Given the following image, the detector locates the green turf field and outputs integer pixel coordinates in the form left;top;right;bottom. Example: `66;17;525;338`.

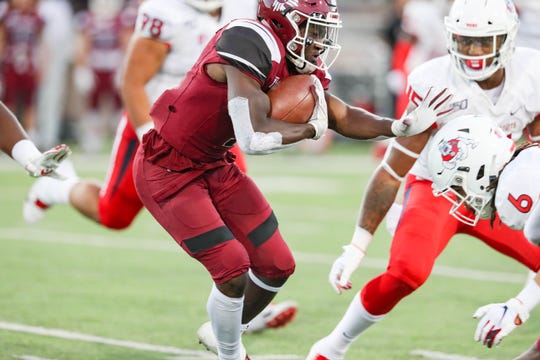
0;140;537;360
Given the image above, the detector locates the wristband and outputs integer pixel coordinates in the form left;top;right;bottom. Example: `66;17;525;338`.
136;122;154;141
350;226;373;254
11;139;41;168
516;278;540;312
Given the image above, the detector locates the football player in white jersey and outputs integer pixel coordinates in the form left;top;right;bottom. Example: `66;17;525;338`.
308;1;540;359
426;115;540;357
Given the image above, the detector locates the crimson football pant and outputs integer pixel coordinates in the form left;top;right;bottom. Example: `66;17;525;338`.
133;148;295;283
361;175;540;316
97;114;248;230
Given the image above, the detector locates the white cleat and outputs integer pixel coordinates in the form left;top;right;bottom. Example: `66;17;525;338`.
244;300;298;333
23;177;52;224
306;337;344;360
197;321;249;359
23;159;78;224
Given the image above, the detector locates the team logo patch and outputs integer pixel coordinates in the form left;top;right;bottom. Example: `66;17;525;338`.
437;136;478;172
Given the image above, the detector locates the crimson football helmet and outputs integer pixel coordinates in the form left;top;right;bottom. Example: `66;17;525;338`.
444;0;519;81
427;115;515;226
257;0;342;74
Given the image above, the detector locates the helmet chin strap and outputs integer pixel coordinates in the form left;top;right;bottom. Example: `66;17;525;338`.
288;56;316;74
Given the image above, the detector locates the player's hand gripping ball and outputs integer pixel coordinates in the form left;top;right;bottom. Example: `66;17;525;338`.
267;75;316;124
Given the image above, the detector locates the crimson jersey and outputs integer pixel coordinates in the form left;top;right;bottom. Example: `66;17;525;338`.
74;10;130;71
0;7;44;74
148;18;331;164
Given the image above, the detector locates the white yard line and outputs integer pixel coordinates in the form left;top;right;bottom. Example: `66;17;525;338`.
13;356;57;360
0;321;301;359
0;227;527;284
0;321;207;356
410;349;494;360
0;321;492;360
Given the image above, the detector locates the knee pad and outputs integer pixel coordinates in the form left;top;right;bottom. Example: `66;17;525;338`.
193;239;251;285
361;272;415;315
249;229;295;279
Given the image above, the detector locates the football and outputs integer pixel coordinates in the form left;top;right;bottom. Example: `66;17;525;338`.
267;75;316;124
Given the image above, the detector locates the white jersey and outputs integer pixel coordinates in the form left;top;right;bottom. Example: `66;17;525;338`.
495;146;540;231
135;0;219;103
408;47;540;180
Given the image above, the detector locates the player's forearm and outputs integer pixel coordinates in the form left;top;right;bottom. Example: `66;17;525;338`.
357;168;402;234
0;102;28;155
331;105;394;140
122;85;152;129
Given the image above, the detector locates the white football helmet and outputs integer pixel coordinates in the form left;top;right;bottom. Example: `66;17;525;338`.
427;115;515;226
185;0;223;13
444;0;519;81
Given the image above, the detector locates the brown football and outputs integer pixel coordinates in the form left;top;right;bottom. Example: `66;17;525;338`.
267;75;316;124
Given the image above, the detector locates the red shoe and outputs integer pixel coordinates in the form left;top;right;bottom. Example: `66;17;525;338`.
245;301;298;333
265;301;298;328
306;337;342;360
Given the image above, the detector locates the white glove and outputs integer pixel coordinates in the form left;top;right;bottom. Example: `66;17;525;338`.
308;75;328;140
25;144;72;179
329;244;365;294
473;298;530;348
391;87;452;137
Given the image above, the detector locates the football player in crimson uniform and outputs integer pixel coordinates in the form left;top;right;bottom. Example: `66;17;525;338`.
308;1;540;359
130;0;451;358
0;0;44;140
424;116;540;354
23;0;293;345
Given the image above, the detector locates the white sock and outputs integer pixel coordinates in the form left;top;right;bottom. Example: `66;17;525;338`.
36;176;78;205
325;292;385;358
207;284;244;360
38;159;79;205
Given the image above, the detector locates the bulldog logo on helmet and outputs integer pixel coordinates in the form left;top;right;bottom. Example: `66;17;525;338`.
437;136;478;171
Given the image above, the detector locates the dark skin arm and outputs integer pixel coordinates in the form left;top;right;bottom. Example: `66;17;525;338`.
211;63;316;143
358;131;430;233
120;35;169;130
0;101;31;156
527;115;540;141
208;63;398;143
326;93;396;139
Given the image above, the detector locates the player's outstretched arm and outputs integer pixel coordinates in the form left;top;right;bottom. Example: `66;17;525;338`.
328;133;428;294
0;101;71;177
327;87;451;139
0;101;32;156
